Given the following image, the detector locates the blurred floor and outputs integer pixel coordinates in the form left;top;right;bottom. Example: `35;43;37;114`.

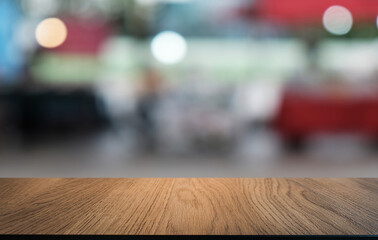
0;129;377;178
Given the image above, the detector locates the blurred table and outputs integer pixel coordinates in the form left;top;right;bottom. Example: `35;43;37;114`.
275;86;378;139
0;178;377;235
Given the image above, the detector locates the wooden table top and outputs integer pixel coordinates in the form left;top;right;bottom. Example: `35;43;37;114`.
0;178;377;235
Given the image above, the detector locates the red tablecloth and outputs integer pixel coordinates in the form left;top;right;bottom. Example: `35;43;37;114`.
274;87;378;138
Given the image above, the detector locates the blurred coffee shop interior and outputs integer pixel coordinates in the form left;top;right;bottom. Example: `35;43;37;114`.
0;0;378;177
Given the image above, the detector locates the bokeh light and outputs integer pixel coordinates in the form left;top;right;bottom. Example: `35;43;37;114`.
151;31;187;64
35;18;67;48
322;6;353;35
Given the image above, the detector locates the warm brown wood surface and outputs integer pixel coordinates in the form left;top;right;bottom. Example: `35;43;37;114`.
0;178;377;235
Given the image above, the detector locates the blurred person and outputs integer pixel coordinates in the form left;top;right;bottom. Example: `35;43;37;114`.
135;66;164;153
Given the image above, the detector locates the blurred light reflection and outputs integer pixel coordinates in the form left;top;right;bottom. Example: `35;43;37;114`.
35;18;67;48
323;6;353;35
151;31;187;64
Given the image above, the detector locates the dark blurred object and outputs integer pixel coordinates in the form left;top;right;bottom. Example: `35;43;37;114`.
0;88;108;141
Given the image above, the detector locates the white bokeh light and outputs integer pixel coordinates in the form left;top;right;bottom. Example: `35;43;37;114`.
151;31;187;65
323;6;353;35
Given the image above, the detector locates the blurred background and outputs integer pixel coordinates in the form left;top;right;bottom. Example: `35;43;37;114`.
0;0;378;177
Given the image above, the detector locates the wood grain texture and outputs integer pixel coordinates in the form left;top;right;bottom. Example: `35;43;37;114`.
0;178;376;235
